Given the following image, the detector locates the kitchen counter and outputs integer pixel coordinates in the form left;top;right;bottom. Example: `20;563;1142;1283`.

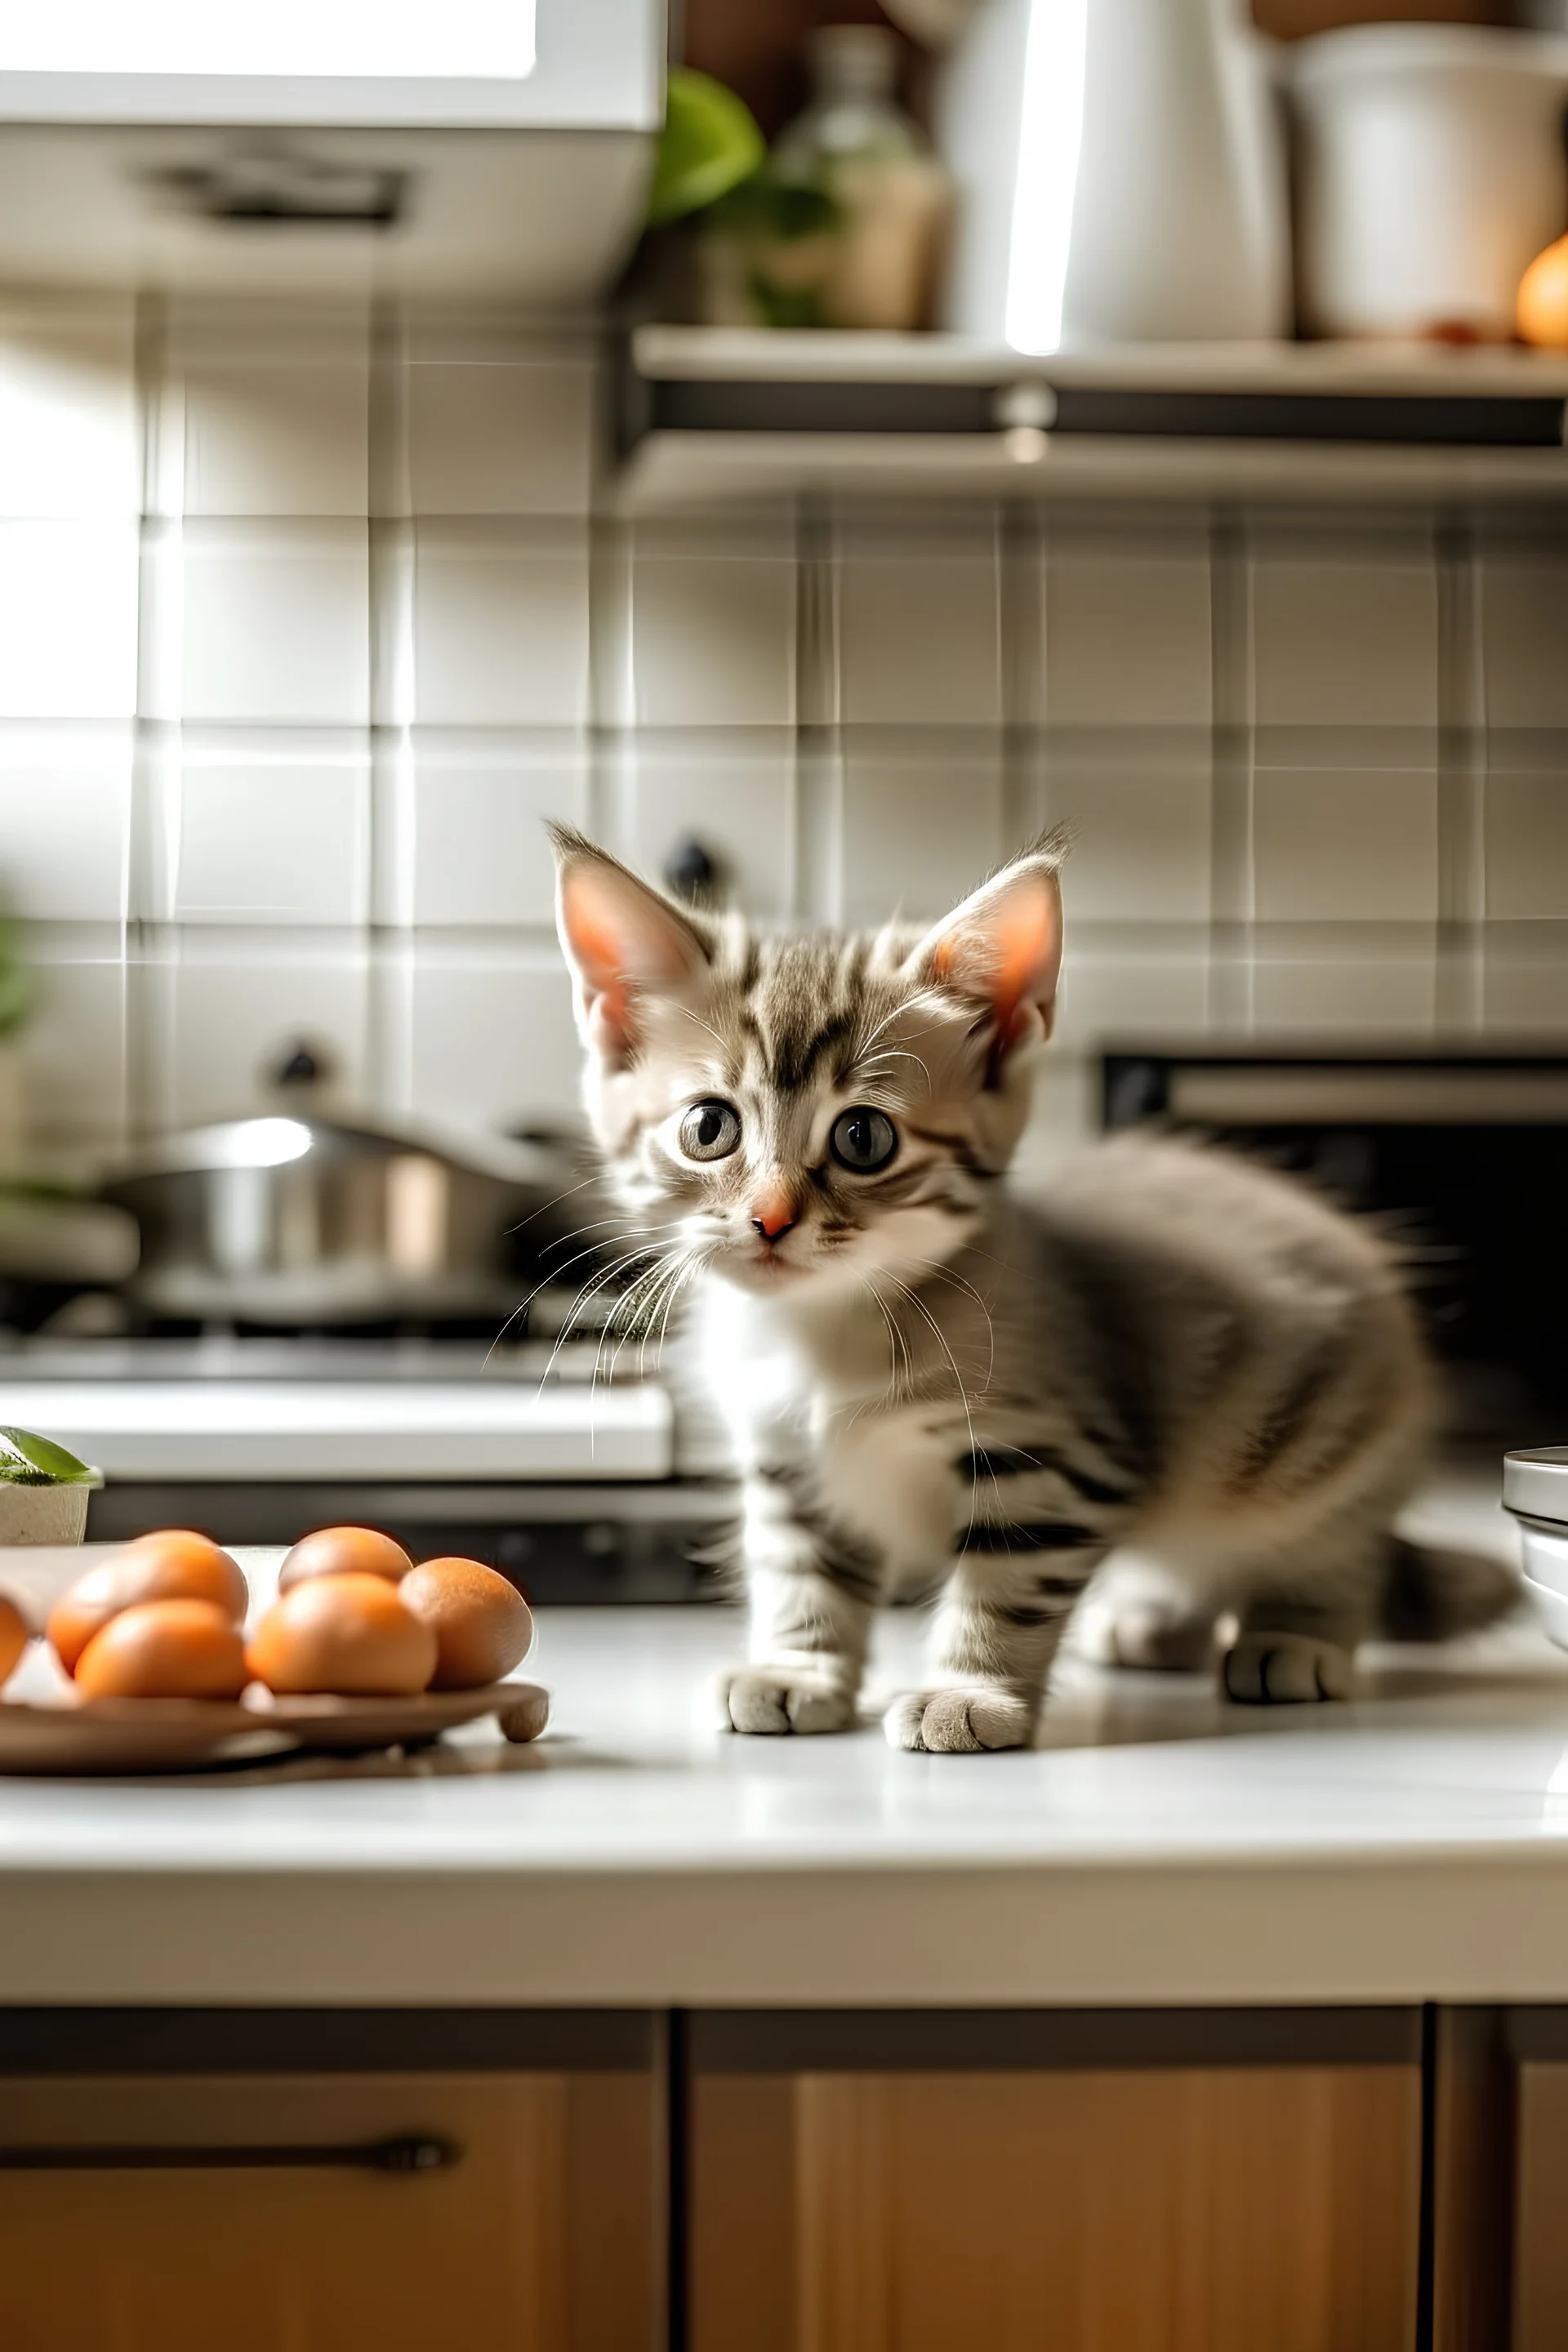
7;1480;1568;2009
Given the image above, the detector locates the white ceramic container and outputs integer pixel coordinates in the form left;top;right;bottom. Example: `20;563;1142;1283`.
938;0;1290;350
1504;1449;1568;1650
0;1483;91;1546
1290;25;1568;341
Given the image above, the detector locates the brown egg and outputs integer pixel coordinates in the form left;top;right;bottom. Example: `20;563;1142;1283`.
247;1573;436;1697
49;1534;248;1676
1518;232;1568;350
74;1599;249;1701
278;1526;412;1595
0;1594;27;1690
400;1557;533;1691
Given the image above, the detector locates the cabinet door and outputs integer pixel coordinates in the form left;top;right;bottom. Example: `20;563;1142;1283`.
688;2014;1421;2352
1513;2060;1568;2350
0;2065;660;2352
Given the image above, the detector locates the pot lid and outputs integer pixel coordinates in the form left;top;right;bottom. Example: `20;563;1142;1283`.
1503;1449;1568;1525
101;1110;580;1191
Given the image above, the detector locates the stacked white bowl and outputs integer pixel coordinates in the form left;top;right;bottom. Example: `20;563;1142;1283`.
1504;1450;1568;1650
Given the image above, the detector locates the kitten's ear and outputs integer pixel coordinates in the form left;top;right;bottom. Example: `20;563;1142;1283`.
550;826;714;1066
911;837;1066;1062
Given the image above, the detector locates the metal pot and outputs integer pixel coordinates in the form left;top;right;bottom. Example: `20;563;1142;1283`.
100;1106;600;1328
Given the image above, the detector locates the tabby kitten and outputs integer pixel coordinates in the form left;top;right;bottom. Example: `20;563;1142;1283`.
552;826;1515;1753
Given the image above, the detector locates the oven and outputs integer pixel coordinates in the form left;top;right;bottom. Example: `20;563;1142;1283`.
1102;1047;1568;1444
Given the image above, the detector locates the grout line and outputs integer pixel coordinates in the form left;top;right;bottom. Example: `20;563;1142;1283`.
126;290;180;1142
1435;510;1486;1034
793;497;840;922
368;304;417;945
1000;503;1046;849
1207;510;1255;1029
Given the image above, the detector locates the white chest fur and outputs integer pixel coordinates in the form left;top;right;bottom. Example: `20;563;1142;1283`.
693;1276;956;1575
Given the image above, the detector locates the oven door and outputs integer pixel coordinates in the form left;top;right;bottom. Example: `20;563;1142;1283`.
1102;1049;1568;1441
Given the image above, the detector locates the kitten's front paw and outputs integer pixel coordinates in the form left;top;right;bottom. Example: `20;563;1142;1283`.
1223;1631;1353;1704
884;1686;1036;1753
719;1666;858;1735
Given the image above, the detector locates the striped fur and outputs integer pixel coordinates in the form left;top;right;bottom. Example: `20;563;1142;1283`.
552;830;1518;1752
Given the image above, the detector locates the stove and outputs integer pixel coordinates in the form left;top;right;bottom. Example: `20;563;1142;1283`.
0;1335;733;1603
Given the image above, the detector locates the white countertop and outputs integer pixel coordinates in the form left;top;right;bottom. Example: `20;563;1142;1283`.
7;1485;1568;2009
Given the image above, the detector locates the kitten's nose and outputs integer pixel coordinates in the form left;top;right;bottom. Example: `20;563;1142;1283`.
751;1196;797;1243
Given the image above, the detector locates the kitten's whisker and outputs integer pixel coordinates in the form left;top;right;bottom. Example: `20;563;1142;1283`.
903;1256;998;1389
597;1250;675;1389
675;1004;737;1057
537;1242;673;1395
503;1171;604;1239
878;1267;985;1494
862;1273;911;1407
484;1222;662;1370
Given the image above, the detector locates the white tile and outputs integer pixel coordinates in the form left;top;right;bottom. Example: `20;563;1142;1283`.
1045;764;1210;921
1485;773;1568;920
167;945;369;1127
1045;539;1211;726
0;727;131;920
406;950;582;1131
1054;943;1210;1044
22;953;127;1149
0;521;139;719
0;310;139;519
412;526;590;728
1254;769;1438;922
410;740;586;927
175;747;371;924
1252;550;1437;729
408;360;595;516
1482;935;1568;1030
632;554;795;728
840;532;1000;726
621;737;795;919
840;740;1004;925
180;524;370;726
182;359;369;516
1251;949;1436;1035
1481;555;1568;729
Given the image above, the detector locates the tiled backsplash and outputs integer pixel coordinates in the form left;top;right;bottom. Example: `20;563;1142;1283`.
2;294;1566;1163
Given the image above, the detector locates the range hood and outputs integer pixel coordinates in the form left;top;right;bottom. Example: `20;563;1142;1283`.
0;0;663;300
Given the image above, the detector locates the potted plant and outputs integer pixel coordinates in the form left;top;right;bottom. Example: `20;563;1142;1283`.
0;1428;101;1545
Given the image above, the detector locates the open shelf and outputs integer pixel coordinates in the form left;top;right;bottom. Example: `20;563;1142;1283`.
617;327;1568;510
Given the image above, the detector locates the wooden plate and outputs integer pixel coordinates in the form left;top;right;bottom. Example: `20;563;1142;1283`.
0;1682;550;1775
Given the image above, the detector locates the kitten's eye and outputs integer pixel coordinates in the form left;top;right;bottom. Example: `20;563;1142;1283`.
679;1099;742;1162
831;1107;898;1173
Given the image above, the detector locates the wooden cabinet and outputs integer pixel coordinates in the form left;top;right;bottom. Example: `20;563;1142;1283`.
1503;2011;1568;2352
21;1996;1568;2350
0;2012;663;2352
686;2011;1423;2352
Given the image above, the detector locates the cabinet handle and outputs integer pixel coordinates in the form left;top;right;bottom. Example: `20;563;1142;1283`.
0;2133;460;2175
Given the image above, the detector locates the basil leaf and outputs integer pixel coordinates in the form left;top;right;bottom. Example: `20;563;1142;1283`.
0;1427;96;1485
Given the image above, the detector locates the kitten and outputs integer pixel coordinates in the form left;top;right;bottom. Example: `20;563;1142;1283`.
551;826;1517;1753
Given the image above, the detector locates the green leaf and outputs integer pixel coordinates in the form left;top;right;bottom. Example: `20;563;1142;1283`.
708;167;840;243
0;1426;96;1485
648;68;766;226
746;274;832;331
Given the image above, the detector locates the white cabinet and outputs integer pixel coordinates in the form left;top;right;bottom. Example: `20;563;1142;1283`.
0;0;662;297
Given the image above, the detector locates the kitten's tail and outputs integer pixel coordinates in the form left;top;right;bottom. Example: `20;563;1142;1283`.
1379;1535;1521;1642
